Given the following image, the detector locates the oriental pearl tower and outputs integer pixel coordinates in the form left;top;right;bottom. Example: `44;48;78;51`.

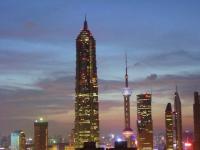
122;54;133;147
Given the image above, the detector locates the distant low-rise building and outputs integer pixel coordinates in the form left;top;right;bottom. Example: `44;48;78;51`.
11;130;26;150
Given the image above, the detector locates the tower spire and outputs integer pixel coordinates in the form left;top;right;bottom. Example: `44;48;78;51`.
176;85;178;93
125;52;128;87
83;14;88;30
122;52;133;148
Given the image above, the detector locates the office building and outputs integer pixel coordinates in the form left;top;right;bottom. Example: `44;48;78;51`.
165;103;173;150
74;17;99;148
34;117;48;150
11;130;26;150
137;93;153;150
193;91;200;150
174;87;183;150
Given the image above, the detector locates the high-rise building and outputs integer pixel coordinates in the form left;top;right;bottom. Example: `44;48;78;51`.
137;93;153;150
68;129;75;146
34;117;48;150
122;54;133;147
174;87;183;150
74;17;99;148
165;103;173;150
193;91;200;150
11;130;26;150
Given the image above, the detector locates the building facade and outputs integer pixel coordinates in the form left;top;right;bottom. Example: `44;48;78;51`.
174;88;183;150
137;93;153;150
11;130;26;150
74;18;99;148
193;91;200;150
122;54;133;147
165;103;173;150
34;117;48;150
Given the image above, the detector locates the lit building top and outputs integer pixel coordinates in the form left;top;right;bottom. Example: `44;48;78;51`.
166;103;172;112
34;117;47;123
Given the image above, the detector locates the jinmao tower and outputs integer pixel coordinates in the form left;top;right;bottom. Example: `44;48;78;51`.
165;103;173;150
122;54;133;147
74;17;99;148
193;91;200;150
137;93;153;150
174;87;183;150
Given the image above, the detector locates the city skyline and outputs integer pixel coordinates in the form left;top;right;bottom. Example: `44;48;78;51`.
0;0;200;138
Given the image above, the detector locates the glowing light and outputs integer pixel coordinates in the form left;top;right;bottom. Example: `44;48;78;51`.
184;142;192;147
53;140;56;144
145;94;151;98
173;143;177;148
122;87;132;96
122;130;133;138
161;136;165;141
135;140;138;146
116;138;122;142
110;134;115;139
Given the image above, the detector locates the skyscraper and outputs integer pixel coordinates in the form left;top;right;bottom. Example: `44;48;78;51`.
122;54;133;148
165;103;173;150
34;117;48;150
174;87;183;150
193;91;200;150
137;93;153;150
74;17;99;148
11;130;26;150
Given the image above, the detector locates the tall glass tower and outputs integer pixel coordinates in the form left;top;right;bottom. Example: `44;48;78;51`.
193;91;200;150
74;17;99;148
137;93;153;150
165;103;173;150
174;87;183;150
122;54;133;147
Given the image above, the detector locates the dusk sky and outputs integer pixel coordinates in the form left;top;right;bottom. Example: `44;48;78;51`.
0;1;200;138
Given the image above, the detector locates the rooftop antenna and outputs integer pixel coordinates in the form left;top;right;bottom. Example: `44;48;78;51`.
83;14;88;30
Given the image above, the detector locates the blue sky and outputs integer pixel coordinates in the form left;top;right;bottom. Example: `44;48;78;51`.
0;0;200;138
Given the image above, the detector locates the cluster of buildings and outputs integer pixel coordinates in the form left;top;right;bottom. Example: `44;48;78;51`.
73;18;200;150
3;118;69;150
0;18;200;150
